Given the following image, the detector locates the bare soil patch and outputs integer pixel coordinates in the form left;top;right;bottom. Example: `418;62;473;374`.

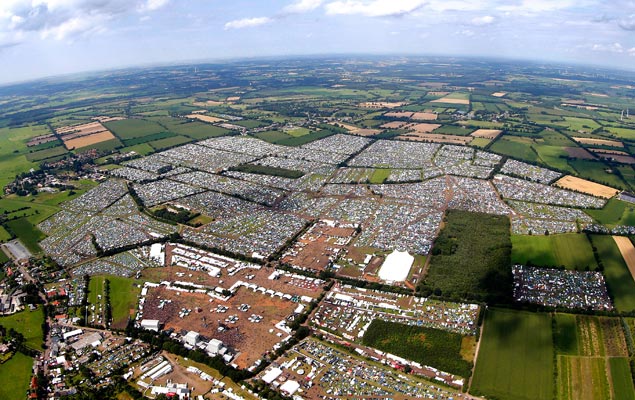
470;129;502;139
63;131;116;149
411;112;438;121
409;123;442;133
573;137;624;148
186;114;226;123
564;147;596;160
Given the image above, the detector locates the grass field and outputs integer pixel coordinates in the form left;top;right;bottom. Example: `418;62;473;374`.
421;210;512;303
105;119;165;140
0;307;44;350
557;356;610;400
587;198;635;226
511;234;598;270
471;308;554;400
4;218;44;254
148;135;192;150
0;226;12;242
362;320;472;377
369;169;391;184
609;358;635;400
590;235;635;312
490;136;540;162
89;275;141;329
25;146;68;162
0;125;47;189
0;352;34;400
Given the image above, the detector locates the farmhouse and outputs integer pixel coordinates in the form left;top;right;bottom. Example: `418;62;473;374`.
378;250;414;282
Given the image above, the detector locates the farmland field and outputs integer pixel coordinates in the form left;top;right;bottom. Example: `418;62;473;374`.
590;235;635;312
0;352;34;400
147;135;192;150
104;119;165;140
0;307;44;350
511;234;598;270
609;358;635;400
471;308;554;400
587;198;635;226
4;218;45;254
362;320;472;377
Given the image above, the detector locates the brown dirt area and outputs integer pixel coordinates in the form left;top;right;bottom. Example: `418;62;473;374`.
143;286;297;369
411;112;438;121
63;131;116;150
409;123;442;133
186;114;226;123
380;121;410;129
27;135;57;147
603;154;635;164
384;111;413;118
470;129;502;139
430;97;470;105
555;175;618;198
398;133;472;144
591;148;630;156
57;121;106;137
226;96;240;102
359;102;406;109
491;92;507;97
613;236;635;285
193;100;224;107
573;137;624;148
564;147;596;160
350;128;381;137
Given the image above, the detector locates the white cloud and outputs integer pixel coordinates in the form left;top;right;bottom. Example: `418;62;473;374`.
324;0;427;17
143;0;170;12
497;0;587;15
471;15;495;25
0;0;170;42
590;42;635;55
283;0;324;14
224;17;273;30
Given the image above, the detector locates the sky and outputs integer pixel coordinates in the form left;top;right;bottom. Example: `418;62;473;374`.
1;0;635;84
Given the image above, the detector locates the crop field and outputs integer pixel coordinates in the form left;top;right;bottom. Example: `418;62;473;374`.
470;129;502;139
0;126;47;189
96;275;141;329
148;135;192;150
490;136;540;162
104;118;165;140
0;352;34;400
555;175;618;198
609;358;635;400
0;307;44;350
590;235;635;312
471;308;554;400
362;320;472;377
421;210;512;303
25;145;68;162
169;122;230;140
185;114;225;123
64;130;117;150
511;234;598;270
587;198;635;226
613;236;635;283
554;314;632;400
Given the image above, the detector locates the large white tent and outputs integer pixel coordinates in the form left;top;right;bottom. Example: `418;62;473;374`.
378;250;414;282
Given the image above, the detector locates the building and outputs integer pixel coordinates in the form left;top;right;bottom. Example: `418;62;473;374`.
140;319;160;332
378;250;414;282
205;338;225;356
184;331;200;346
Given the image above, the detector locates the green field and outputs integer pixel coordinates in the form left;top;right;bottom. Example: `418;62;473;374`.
147;135;192;150
0;126;47;189
590;235;635;312
0;307;44;350
362;320;472;377
369;169;390;184
25;146;68;162
421;210;512;303
105;119;166;140
557;356;610;400
89;275;141;329
511;234;598;270
587;198;635;226
4;218;45;254
0;352;34;400
471;308;554;400
609;358;635;400
0;226;12;242
553;313;579;355
490;136;540;162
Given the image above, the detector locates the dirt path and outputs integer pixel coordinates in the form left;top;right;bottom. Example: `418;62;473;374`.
612;236;635;283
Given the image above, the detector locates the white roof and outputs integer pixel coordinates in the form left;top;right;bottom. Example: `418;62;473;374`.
262;367;283;384
280;380;300;395
378;250;414;282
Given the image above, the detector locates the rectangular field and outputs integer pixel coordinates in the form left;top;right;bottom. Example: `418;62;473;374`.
63;130;117;150
511;234;598;270
572;137;624;147
470;129;502;139
613;236;635;284
0;352;34;400
0;307;44;350
471;308;554;400
591;235;635;312
186;114;226;123
557;356;610;400
555;175;618;199
609;358;635;400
